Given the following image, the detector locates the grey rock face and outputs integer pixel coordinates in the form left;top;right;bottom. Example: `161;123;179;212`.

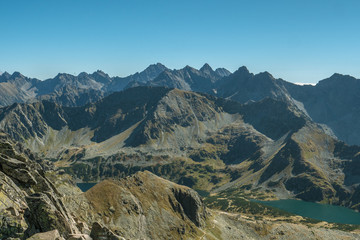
26;229;64;240
285;73;360;145
0;155;37;184
172;187;207;227
215;67;290;104
24;193;76;238
215;67;231;77
90;222;124;240
0;132;81;239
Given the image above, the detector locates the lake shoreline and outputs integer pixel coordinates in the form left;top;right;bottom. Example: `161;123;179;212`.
254;199;360;225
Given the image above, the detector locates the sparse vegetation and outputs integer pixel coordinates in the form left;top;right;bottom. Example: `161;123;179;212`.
204;188;292;219
331;223;360;232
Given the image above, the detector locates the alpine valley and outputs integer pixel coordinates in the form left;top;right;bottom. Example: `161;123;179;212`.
1;64;360;239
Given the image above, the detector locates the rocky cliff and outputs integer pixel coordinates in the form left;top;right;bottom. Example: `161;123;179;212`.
0;131;81;239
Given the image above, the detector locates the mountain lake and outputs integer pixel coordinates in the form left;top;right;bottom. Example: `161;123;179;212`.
257;199;360;225
77;182;97;192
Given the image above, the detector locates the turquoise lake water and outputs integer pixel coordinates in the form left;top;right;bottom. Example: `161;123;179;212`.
258;199;360;225
77;182;97;192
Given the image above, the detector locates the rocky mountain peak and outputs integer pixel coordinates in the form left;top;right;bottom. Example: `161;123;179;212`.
150;62;167;70
233;66;251;76
142;63;167;74
92;69;108;78
89;70;111;84
215;67;231;77
0;71;11;82
199;63;214;73
317;73;358;88
126;63;168;85
183;65;197;72
11;71;24;79
54;73;74;81
330;73;349;78
77;72;89;78
142;63;167;73
255;71;275;80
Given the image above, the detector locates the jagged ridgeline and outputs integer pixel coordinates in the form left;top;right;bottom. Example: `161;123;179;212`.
2;64;360;147
0;86;360;213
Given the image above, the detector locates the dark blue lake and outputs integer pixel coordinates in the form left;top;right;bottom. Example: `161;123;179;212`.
77;182;97;192
258;199;360;225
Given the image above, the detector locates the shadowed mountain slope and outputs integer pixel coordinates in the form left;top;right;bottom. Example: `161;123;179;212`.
134;66;360;146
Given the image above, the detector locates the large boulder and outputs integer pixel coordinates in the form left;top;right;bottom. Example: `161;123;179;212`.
26;229;64;240
172;187;207;227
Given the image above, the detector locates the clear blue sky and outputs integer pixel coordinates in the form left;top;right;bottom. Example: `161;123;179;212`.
1;0;359;83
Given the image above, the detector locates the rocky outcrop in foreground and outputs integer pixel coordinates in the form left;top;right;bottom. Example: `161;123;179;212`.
0;129;209;239
62;171;360;240
0;131;85;239
64;171;208;239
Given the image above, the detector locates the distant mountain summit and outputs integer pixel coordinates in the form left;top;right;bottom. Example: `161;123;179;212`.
215;66;291;104
199;63;214;75
0;63;230;108
0;71;40;107
1;64;360;145
0;63;168;107
131;63;229;93
106;63;168;92
214;67;231;77
285;73;360;145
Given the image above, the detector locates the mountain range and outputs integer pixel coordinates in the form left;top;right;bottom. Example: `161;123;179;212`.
1;64;360;146
0;63;167;108
0;86;359;213
1;63;360;239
